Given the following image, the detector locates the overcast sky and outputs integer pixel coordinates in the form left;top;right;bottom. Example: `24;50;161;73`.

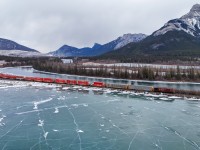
0;0;199;53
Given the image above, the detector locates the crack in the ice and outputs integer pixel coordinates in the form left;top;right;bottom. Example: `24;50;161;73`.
163;125;200;150
88;107;129;136
66;106;83;150
128;131;139;150
0;119;24;140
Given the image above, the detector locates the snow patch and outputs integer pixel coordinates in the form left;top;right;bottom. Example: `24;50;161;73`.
54;108;59;113
33;98;53;110
0;50;46;57
77;129;84;133
114;34;147;50
38;120;44;127
43;132;49;139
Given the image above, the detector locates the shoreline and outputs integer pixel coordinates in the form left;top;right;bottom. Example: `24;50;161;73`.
0;78;199;100
1;66;200;97
33;69;200;85
1;65;200;84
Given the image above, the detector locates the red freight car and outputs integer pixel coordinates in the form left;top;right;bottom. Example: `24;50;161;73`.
92;82;105;87
24;77;35;81
77;80;89;86
55;79;66;84
33;77;43;82
66;80;77;85
0;74;23;80
8;75;18;80
15;75;24;80
0;74;3;78
154;87;175;93
1;74;10;79
43;78;54;83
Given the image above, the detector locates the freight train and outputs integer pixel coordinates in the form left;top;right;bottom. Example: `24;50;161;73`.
0;73;175;94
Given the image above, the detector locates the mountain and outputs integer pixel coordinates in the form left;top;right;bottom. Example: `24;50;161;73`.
101;4;200;62
50;33;147;57
153;4;200;37
0;38;42;57
114;34;147;50
0;38;37;52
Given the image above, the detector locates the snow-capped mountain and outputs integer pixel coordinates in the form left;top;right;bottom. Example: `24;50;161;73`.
114;34;147;50
0;38;37;52
0;38;42;57
50;33;147;57
102;4;200;60
153;4;200;37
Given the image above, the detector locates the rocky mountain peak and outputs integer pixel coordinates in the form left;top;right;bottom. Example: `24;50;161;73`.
181;4;200;19
153;4;200;37
121;33;134;39
114;33;147;50
118;33;146;40
191;4;200;12
0;38;37;52
92;43;102;49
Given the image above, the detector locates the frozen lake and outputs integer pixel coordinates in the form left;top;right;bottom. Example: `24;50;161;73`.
0;80;200;149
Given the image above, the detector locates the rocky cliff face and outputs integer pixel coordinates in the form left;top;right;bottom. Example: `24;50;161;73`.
153;4;200;37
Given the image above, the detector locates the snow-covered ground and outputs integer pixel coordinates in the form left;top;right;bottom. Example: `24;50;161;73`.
0;50;48;57
82;62;200;70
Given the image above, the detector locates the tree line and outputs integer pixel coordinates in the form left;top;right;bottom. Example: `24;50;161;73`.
32;61;200;82
1;55;199;82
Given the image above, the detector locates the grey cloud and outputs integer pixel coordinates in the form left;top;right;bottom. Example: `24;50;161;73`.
0;0;199;52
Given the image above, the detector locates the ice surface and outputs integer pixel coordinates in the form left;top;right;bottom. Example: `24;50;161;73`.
0;79;200;150
168;96;182;99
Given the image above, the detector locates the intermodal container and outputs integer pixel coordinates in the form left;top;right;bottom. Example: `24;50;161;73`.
55;79;66;84
154;87;175;93
105;83;130;90
33;77;43;82
130;85;154;92
43;78;54;83
24;77;35;81
92;82;105;87
67;80;77;85
8;75;18;80
15;75;24;80
77;80;89;86
1;74;10;79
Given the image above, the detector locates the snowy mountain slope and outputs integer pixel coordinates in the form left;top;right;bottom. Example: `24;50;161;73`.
0;38;42;57
114;34;147;49
50;33;147;57
0;50;43;57
153;4;200;37
50;45;79;57
0;38;37;52
101;4;200;60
